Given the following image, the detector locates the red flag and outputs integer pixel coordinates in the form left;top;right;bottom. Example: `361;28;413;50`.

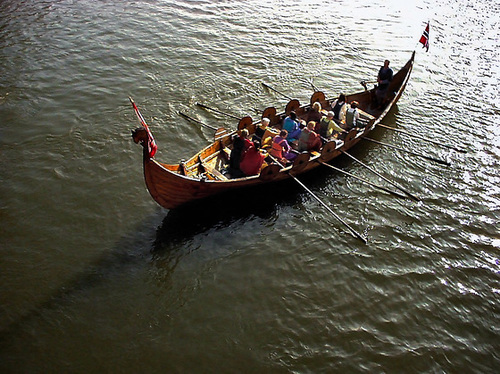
130;99;157;158
419;22;430;52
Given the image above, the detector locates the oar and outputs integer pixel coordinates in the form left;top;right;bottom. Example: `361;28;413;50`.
341;150;420;201
261;82;293;101
318;161;407;199
375;123;467;153
301;78;319;92
289;173;367;244
362;137;451;166
178;111;218;131
267;155;367;243
196;102;240;120
360;80;377;90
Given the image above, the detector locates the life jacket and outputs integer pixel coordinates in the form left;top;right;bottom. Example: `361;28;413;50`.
345;108;357;128
318;117;330;138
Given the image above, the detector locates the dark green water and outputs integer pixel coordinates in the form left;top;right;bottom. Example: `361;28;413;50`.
1;0;499;372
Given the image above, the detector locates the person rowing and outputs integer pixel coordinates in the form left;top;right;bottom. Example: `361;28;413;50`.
282;111;301;142
269;130;297;164
330;93;347;123
345;101;360;130
298;121;322;152
318;111;347;140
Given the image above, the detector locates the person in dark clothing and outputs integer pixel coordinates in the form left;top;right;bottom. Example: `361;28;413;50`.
375;60;393;108
331;93;347;122
228;129;251;178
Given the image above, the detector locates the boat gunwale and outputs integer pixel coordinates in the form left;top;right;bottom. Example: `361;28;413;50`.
138;52;415;208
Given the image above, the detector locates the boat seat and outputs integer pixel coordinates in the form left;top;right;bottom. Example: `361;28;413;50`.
358;108;375;120
199;156;228;181
203;163;228;181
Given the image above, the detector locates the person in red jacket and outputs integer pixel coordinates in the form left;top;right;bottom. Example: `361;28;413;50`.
240;140;266;176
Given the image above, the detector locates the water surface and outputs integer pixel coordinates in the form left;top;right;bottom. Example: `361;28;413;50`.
1;0;499;372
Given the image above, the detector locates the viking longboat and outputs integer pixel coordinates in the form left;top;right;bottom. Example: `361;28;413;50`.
131;52;415;210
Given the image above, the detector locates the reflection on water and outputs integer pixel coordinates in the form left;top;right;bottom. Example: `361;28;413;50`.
153;181;303;251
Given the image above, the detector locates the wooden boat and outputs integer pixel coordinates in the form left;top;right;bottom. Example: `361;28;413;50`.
131;52;415;210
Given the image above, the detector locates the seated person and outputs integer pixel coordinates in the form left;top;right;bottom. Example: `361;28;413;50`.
282;111;301;141
344;101;360;130
228;129;252;177
330;93;347;123
298;121;322;152
240;140;266;176
269;130;297;164
307;101;323;124
253;117;270;146
318;111;347;139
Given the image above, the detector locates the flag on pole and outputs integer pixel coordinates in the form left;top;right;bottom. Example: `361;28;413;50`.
130;98;157;158
419;22;430;52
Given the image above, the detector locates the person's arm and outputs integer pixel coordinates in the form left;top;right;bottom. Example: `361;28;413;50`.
328;120;345;136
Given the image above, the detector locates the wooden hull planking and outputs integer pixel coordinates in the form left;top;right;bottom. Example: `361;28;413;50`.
138;52;415;209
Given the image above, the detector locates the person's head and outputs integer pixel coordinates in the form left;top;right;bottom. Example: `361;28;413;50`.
338;93;346;102
261;117;270;128
307;121;315;130
241;128;249;138
312;102;321;111
350;101;359;109
327;111;334;118
280;129;288;138
289;111;297;120
299;120;307;129
384;60;390;68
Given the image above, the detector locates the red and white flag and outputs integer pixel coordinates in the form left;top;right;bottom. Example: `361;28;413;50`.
419;22;430;52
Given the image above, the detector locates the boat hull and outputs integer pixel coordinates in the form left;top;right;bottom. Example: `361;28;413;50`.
137;52;415;210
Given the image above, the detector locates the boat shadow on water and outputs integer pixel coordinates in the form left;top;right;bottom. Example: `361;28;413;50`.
153;178;305;251
151;157;365;251
0;158;357;338
151;125;407;254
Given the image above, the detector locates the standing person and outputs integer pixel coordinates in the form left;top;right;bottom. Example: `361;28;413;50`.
345;101;360;130
330;93;347;123
376;59;393;108
282;111;301;141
